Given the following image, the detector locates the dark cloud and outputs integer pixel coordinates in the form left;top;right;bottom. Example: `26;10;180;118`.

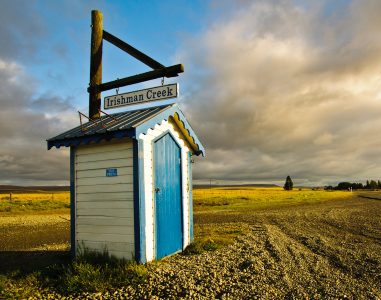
0;59;77;184
180;0;381;185
0;1;102;185
31;95;74;112
1;0;381;186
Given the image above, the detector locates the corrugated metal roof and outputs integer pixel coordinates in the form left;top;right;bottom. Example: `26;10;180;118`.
47;104;205;156
47;105;172;148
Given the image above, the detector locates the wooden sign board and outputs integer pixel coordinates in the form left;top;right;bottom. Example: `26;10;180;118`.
104;83;178;109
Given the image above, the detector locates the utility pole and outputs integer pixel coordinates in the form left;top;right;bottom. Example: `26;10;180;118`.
89;10;103;120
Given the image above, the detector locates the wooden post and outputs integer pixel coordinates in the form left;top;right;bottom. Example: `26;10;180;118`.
89;10;103;120
9;193;12;201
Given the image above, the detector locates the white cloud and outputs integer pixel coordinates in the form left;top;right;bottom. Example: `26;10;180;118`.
0;59;77;184
181;0;381;185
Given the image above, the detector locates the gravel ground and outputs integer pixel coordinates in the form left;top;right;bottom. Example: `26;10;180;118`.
75;197;381;300
0;214;70;227
4;196;381;299
0;214;70;251
0;214;70;273
33;223;380;299
102;227;379;299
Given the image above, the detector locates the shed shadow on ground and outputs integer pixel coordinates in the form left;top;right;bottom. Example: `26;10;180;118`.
0;251;71;274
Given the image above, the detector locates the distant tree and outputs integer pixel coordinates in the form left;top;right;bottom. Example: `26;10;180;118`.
351;182;364;190
369;180;378;190
378;180;381;189
284;175;293;191
337;182;352;190
366;180;370;189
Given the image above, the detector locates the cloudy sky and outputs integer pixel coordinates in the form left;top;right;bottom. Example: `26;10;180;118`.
1;0;381;186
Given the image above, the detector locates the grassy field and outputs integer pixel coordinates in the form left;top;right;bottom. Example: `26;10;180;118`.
194;187;350;210
0;192;70;214
1;188;380;298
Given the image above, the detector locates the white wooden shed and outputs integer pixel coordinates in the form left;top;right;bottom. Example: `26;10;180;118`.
47;104;205;263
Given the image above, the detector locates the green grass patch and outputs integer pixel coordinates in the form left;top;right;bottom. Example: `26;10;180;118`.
0;249;148;298
0;275;7;293
0;199;70;214
183;239;221;255
183;223;250;255
0;272;43;299
46;249;148;295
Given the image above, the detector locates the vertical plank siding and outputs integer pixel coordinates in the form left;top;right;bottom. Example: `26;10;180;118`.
139;120;190;262
75;139;135;260
154;134;183;259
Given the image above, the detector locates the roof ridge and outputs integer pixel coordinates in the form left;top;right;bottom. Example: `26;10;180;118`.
131;104;174;128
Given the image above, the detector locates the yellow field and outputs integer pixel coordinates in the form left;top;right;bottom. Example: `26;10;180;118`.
193;187;352;211
0;187;355;214
0;192;69;202
0;192;70;214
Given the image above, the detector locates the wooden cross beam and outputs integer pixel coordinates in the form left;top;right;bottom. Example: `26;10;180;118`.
102;30;164;70
88;64;184;93
88;10;184;120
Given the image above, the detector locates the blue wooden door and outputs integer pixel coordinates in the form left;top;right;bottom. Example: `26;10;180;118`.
154;133;182;259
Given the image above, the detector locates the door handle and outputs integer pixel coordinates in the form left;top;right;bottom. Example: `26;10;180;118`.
155;187;160;193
